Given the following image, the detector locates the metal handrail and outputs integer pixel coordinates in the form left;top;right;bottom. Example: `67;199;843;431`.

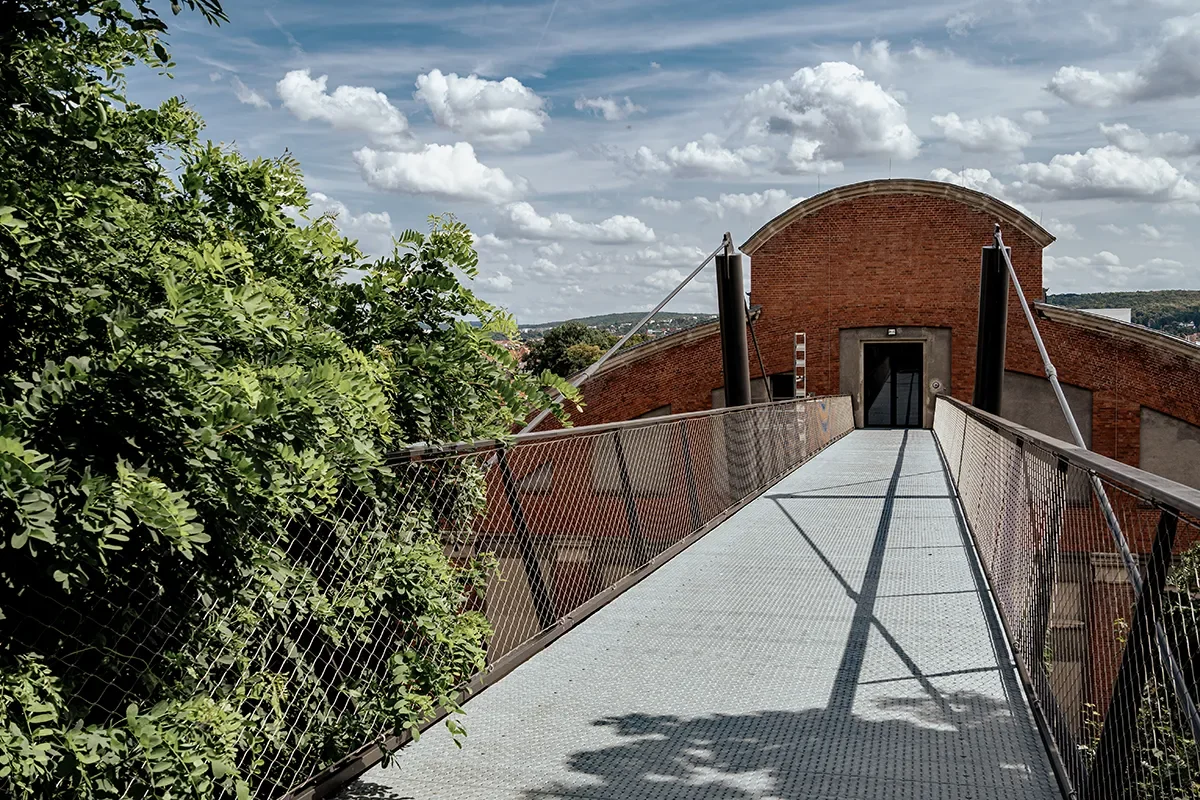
386;394;847;463
940;395;1200;523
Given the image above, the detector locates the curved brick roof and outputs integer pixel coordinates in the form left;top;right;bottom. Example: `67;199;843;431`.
740;178;1056;255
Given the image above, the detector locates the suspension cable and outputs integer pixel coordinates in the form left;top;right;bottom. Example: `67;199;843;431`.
519;241;726;435
994;223;1200;741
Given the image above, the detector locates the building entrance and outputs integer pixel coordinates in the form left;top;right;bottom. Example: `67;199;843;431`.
863;342;923;428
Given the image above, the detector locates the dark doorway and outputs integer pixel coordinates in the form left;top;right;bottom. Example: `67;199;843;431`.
863;342;923;428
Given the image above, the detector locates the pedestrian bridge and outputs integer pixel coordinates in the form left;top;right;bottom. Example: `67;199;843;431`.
349;428;1056;799
295;396;1200;800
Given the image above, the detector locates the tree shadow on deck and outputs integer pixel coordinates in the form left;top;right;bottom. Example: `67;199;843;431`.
521;691;1052;799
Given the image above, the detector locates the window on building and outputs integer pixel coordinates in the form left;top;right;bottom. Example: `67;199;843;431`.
770;372;796;400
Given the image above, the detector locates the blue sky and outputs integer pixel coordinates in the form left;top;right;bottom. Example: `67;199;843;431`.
132;0;1200;322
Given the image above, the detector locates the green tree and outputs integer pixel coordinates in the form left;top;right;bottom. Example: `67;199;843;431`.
0;2;578;798
525;321;646;378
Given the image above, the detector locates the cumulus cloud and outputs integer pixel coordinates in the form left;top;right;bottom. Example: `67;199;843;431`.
931;112;1031;153
740;61;921;171
499;202;656;244
232;76;271;109
614;62;915;179
1048;13;1200;107
575;95;646;121
692;190;803;219
1023;110;1050;126
473;232;511;250
641;197;683;212
1136;223;1162;241
929;167;1012;199
1099;123;1196;156
635;243;708;268
354;143;528;204
479;272;514;292
1010;146;1200;203
278;69;410;146
622;134;775;178
643;268;711;293
414;69;547;148
307;192;395;257
1043;218;1080;240
851;39;895;75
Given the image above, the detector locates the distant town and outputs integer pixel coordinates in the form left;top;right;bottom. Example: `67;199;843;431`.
512;291;1200;349
517;312;718;341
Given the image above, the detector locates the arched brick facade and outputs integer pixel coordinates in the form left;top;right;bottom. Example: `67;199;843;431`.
561;179;1200;481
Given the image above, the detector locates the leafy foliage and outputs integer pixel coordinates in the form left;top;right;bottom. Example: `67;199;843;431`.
0;2;577;798
525;321;647;378
1046;291;1200;335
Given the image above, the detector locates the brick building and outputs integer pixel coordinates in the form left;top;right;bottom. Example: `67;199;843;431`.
567;178;1200;492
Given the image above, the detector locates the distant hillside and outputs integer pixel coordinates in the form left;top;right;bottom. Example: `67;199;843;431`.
519;311;716;335
1045;290;1200;333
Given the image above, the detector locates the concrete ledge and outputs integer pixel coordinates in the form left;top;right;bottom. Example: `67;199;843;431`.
740;178;1056;255
1034;302;1200;365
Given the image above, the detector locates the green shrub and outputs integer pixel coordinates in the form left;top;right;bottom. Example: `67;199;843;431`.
0;2;578;797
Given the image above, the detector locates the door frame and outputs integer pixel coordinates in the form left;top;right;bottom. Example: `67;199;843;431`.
862;340;925;429
839;326;952;430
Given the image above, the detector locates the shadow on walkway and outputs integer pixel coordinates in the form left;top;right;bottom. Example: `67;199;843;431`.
517;692;1044;799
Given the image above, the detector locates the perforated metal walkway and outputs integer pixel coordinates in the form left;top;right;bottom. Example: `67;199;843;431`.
344;430;1058;799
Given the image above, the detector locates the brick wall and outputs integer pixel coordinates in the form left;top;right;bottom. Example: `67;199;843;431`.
561;180;1200;478
747;189;1045;404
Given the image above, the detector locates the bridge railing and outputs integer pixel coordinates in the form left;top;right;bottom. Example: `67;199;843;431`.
934;395;1200;800
285;394;853;798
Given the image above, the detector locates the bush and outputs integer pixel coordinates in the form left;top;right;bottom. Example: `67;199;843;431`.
0;2;577;797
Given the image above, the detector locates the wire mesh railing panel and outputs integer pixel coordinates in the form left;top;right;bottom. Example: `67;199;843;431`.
935;396;1200;799
2;395;853;800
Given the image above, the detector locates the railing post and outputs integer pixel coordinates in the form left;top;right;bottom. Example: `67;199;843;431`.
496;449;557;630
973;242;1009;415
678;420;704;532
612;430;650;565
1085;508;1179;798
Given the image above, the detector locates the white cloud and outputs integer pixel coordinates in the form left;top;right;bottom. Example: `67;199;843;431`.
1138;223;1164;240
473;232;511;250
535;242;565;257
499;202;656;244
1098;123;1195;156
1048;13;1200;107
575;95;646;121
277;69;410;146
306;192;397;258
740;61;921;171
929;167;1011;198
851;39;895;75
931;112;1031;153
1099;223;1128;235
1023;110;1050;126
232;76;270;109
643;268;710;293
479;272;514;292
946;10;978;37
414;69;547;149
692;190;803;219
622;134;775;178
641;197;683;212
1044;218;1080;240
635;243;708;267
1011;146;1200;203
354;142;528;204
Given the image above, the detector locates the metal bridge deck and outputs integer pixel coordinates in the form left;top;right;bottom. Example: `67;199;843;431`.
345;429;1058;800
